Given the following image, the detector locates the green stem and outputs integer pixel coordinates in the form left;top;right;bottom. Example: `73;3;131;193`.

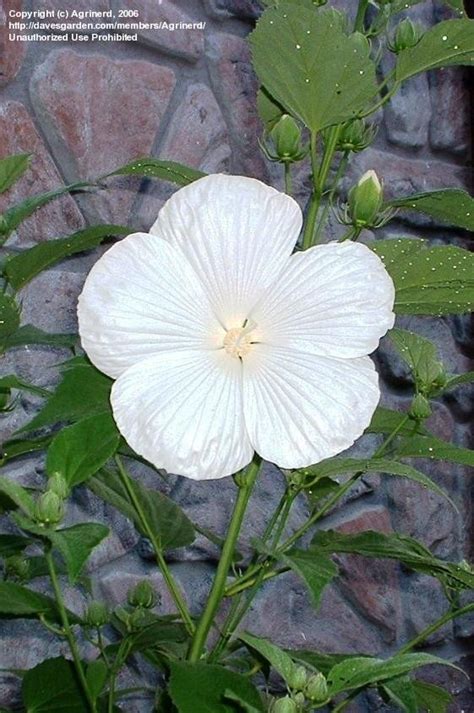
114;456;194;636
284;162;292;195
188;457;261;662
398;603;474;655
354;0;369;32
359;81;401;119
108;639;132;713
46;550;96;712
301;131;319;250
313;152;349;244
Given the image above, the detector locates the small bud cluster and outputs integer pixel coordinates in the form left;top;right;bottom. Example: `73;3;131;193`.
335;119;377;154
260;115;307;165
85;600;110;628
337;170;396;231
389;19;423;53
33;473;69;528
268;665;329;712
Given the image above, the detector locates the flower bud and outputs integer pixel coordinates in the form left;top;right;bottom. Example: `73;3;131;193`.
293;692;305;707
85;600;110;628
337;119;377;154
287;664;308;691
305;672;329;702
409;393;432;421
392;18;423;53
5;554;30;581
34;491;65;527
269;115;305;163
348;170;383;228
270;696;297;713
127;580;158;609
47;472;69;500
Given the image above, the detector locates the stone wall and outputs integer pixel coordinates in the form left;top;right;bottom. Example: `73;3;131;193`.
0;0;472;710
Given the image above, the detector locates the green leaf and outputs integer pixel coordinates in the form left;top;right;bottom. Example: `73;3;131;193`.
168;661;265;713
381;676;417;713
3;324;78;350
0;375;50;399
311;529;474;589
0;295;20;344
126;619;189;653
371;238;474;315
5;225;129;290
89;468;195;550
288;650;356;677
0;582;60;620
327;653;461;696
46;413;120;487
86;659;108;701
250;5;378;133
48;523;109;582
396;19;474;81
366;407;424;436
22;657;89;712
0;476;35;516
279;549;337;608
0;534;31;558
0;154;31;193
412;680;453;713
0;182;92;242
20;360;113;432
1;433;53;466
239;632;297;685
103;158;205;186
438;371;474;393
389;189;474;232
256;89;284;131
388;328;444;393
396;434;474;467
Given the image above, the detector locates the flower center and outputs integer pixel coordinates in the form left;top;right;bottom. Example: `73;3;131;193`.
223;322;256;359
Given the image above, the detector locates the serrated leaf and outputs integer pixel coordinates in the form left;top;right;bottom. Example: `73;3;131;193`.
22;657;89;712
250;5;378;132
0;533;31;557
371;238;474;315
397;434;474;467
46;413;120;487
0;375;50;399
327;653;462;696
311;529;474;589
168;661;265;713
20;360;113;432
389;189;474;232
239;632;297;685
0;476;35;516
3;324;78;350
0;294;20;344
0;182;92;242
48;523;109;582
89;467;195;551
396;19;474;81
280;549;337;608
0;154;31;193
388;328;445;393
103;158;205;186
5;224;129;290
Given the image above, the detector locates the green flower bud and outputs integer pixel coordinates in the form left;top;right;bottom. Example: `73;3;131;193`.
127;580;158;609
287;665;308;691
34;491;65;527
337;119;377;153
5;554;30;581
293;692;305;707
392;18;423;53
409;393;432;421
305;672;329;702
85;600;110;627
269;115;305;163
128;607;148;629
270;696;297;713
348;170;383;228
47;472;69;500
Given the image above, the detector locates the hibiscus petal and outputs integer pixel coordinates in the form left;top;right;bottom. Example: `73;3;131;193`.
111;350;253;480
150;174;302;328
243;345;379;468
78;233;225;378
250;241;395;358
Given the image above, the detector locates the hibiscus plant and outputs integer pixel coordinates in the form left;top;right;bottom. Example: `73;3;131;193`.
1;1;474;712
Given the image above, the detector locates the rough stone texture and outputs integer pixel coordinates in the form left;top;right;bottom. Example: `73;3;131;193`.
0;0;26;86
0;1;473;711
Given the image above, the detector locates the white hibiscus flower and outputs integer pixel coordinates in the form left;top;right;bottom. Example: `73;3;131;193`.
78;174;395;480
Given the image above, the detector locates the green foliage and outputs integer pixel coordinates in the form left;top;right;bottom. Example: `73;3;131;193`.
0;294;20;346
0;582;63;621
396;19;474;81
47;523;109;582
396;433;474;467
104;157;205;185
0;374;50;398
371;238;474;315
279;549;337;608
390;188;474;232
168;661;265;713
85;659;109;702
2;324;78;349
46;413;120;487
412;680;453;712
1;433;53;466
0;533;31;557
239;633;298;685
0;154;31;193
250;5;378;133
4;224;129;290
388;328;445;395
89;467;195;550
22;657;89;712
367;406;424;436
0;476;35;517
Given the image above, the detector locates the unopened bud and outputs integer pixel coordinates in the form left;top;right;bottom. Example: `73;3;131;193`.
348;170;383;228
392;18;423;53
271;696;297;713
287;665;308;691
409;393;432;421
337;119;377;153
34;491;65;527
127;580;158;609
85;600;110;628
269;115;305;163
305;672;329;702
47;473;69;500
5;555;30;581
